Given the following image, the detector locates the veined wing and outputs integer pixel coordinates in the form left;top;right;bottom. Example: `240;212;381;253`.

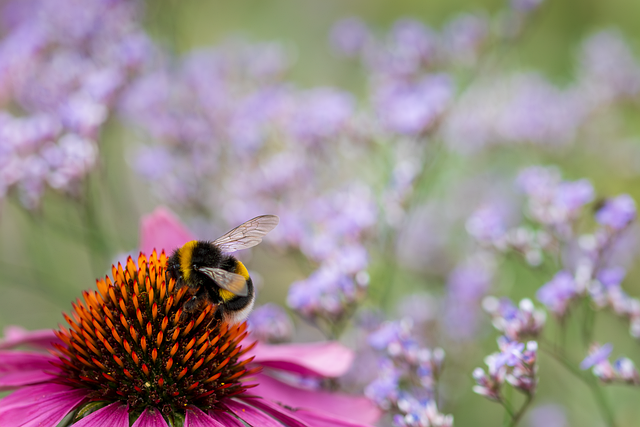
198;267;249;297
213;215;279;253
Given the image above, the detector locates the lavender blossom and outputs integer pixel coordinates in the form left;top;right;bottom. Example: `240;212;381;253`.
441;13;489;66
612;357;640;385
393;397;453;427
374;74;453;137
444;254;495;340
0;0;151;208
472;355;506;401
466;204;508;245
578;30;640;103
330;18;371;57
536;271;579;317
483;297;546;340
443;75;587;152
364;359;401;409
580;343;613;370
474;338;538;400
527;404;568;427
595;194;636;230
247;303;294;344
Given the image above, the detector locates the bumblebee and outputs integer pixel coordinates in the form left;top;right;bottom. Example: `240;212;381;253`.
167;215;279;325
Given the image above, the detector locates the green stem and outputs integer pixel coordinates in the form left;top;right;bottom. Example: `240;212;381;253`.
508;394;533;427
540;342;617;427
500;395;516;418
581;298;596;349
78;176;113;277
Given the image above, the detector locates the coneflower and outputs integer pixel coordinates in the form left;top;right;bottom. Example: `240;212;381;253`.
0;249;375;427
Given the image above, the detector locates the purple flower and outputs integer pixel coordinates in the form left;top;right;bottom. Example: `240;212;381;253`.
511;0;545;12
0;0;151;208
580;343;613;369
495;337;525;368
484;297;546;340
528;404;567;427
284;88;354;145
517;165;561;198
330;18;371;57
247;303;294;344
375;74;453;136
386;19;439;74
536;271;578;316
554;179;594;211
444;255;495;339
613;357;640;384
596;194;636;230
442;13;489;66
579;30;640;102
364;359;401;408
597;267;626;287
443;75;586;152
466;204;508;244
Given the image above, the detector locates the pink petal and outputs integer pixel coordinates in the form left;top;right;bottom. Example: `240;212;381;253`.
0;351;59;390
252;373;381;425
208;410;246;427
132;407;168;427
0;383;87;427
251;341;354;377
224;400;283;427
294;409;376;427
0;327;60;350
140;207;194;255
72;402;129;427
238;397;307;427
185;406;225;427
0;371;57;390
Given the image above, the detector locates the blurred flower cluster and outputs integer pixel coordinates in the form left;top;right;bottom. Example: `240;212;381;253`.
2;0;640;426
0;0;152;208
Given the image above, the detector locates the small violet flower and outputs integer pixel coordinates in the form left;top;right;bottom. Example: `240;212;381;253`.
595;194;636;231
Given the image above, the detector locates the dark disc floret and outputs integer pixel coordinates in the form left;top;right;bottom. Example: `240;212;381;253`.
51;251;260;416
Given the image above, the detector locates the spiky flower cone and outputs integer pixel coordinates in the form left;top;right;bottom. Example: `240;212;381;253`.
51;250;258;417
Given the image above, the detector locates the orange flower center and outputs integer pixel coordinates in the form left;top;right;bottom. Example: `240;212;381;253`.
51;250;259;415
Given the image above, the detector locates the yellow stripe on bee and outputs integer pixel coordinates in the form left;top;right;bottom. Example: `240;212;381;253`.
219;289;236;302
179;241;198;281
219;261;250;302
234;261;250;280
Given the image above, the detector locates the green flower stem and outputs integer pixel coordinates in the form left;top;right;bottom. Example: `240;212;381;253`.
500;394;516;422
539;341;617;427
79;175;114;276
508;393;533;427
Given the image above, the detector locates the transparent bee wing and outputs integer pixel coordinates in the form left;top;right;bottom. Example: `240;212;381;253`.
212;215;279;253
198;267;249;297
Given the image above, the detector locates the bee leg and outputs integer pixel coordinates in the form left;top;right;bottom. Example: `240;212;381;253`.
183;287;209;314
213;304;224;323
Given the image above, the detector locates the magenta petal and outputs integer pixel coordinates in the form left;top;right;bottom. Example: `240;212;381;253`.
132;407;168;427
251;373;381;424
225;400;283;427
239;397;307;427
184;406;225;427
0;383;87;427
73;402;129;427
251;341;354;377
0;371;57;390
294;409;376;427
140;207;194;255
208;409;246;427
0;351;59;390
0;327;61;350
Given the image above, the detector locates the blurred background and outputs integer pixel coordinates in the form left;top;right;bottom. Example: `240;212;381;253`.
2;0;640;425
